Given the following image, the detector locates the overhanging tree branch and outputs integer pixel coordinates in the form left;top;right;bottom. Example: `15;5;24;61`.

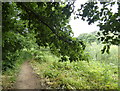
17;2;73;44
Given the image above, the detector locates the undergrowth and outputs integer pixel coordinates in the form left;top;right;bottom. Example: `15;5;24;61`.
2;44;118;89
2;50;32;89
30;50;118;90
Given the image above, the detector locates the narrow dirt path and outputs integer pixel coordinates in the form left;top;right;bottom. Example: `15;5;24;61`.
15;61;45;89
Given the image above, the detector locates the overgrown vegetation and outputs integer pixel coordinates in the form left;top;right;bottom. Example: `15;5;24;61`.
2;50;32;89
2;1;119;90
30;46;118;89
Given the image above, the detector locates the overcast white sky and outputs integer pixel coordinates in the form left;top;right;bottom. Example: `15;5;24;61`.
69;0;118;37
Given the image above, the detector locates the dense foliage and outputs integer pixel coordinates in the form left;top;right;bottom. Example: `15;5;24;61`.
2;1;119;90
75;1;120;53
30;47;118;89
2;2;37;70
3;1;120;70
2;2;88;71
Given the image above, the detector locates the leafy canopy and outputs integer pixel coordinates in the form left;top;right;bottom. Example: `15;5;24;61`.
2;1;87;70
75;1;120;53
3;1;119;69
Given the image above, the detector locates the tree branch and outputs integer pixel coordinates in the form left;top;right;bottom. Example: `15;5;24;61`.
17;2;73;44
